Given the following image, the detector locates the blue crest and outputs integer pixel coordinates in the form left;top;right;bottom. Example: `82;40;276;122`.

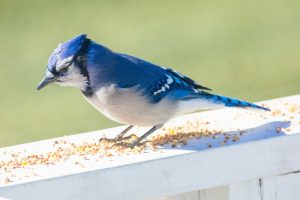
47;34;88;73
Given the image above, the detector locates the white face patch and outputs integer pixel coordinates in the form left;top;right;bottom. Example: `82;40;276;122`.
55;63;88;91
56;56;73;71
153;75;174;96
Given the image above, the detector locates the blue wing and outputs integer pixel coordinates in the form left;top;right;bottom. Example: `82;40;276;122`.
93;51;269;111
107;53;211;100
164;68;211;91
146;71;270;111
144;72;270;111
143;68;211;103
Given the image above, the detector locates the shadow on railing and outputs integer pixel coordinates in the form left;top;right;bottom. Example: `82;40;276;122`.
161;120;291;151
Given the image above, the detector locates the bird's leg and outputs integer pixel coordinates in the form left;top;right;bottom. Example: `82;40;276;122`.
99;125;134;144
114;125;134;141
130;124;163;147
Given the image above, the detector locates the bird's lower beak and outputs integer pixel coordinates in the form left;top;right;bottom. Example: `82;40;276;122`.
36;75;57;90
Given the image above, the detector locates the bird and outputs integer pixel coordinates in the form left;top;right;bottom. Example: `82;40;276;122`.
37;34;270;147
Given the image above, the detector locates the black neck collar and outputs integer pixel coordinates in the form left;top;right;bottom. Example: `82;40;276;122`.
75;39;94;97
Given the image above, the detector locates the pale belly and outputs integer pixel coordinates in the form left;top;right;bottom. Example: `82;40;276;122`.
83;85;178;127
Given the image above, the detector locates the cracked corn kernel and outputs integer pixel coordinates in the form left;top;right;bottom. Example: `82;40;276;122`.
21;161;28;167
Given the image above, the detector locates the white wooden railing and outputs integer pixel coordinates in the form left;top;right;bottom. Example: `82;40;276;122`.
0;95;300;200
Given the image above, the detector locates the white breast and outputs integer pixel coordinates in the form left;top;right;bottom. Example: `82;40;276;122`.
83;85;178;127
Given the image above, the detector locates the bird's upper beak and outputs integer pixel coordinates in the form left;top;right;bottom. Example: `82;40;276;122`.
36;74;58;90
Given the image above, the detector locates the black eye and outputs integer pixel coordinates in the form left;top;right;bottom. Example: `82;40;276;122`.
59;66;69;73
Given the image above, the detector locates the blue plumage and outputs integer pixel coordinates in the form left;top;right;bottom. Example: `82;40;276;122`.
37;34;270;146
48;34;88;74
190;92;270;111
141;68;212;103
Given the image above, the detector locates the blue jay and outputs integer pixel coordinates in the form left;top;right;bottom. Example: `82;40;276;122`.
37;34;270;147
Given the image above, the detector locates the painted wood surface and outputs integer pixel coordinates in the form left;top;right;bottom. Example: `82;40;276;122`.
156;172;300;200
0;95;299;200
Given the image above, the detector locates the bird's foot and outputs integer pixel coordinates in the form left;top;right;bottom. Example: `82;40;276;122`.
99;134;140;148
99;137;115;143
113;139;146;149
115;134;137;142
112;134;140;148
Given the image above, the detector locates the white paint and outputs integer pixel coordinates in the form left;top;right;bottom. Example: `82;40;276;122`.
0;95;300;200
161;186;228;200
2;134;299;200
229;172;300;200
263;172;300;200
229;179;261;200
199;186;229;200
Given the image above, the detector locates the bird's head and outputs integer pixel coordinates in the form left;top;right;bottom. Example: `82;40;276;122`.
37;34;91;91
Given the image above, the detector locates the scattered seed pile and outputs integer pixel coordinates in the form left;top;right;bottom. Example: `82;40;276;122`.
0;101;299;185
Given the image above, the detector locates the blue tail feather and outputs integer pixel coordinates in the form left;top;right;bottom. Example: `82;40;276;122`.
199;92;270;111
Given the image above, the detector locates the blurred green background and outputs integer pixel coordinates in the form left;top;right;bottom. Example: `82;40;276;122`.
0;0;299;147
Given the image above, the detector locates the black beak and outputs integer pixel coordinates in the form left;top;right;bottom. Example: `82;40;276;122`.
36;75;57;90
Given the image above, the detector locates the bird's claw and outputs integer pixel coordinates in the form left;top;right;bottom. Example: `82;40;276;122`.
112;140;138;149
112;139;146;149
115;141;135;149
99;134;141;149
99;137;115;143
